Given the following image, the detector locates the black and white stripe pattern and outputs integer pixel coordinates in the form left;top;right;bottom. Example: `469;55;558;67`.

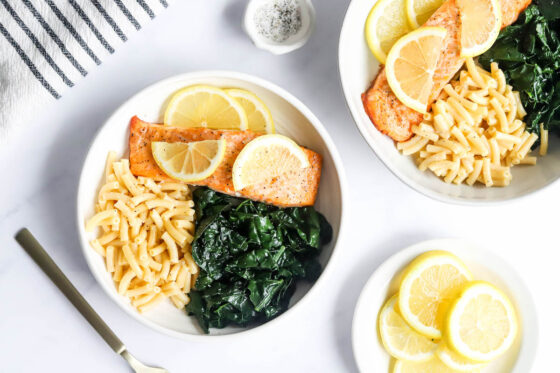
0;0;170;134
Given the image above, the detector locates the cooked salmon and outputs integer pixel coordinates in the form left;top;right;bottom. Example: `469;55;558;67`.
128;116;322;207
362;0;532;142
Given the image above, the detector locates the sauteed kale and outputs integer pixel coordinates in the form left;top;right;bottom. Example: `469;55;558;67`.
185;187;332;333
479;0;560;136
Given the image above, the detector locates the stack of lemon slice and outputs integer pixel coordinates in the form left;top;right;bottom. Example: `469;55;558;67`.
364;0;444;64
151;85;308;189
378;251;518;372
365;0;502;113
163;85;275;134
150;85;277;183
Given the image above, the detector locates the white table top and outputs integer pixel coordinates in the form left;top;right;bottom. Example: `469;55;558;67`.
1;1;557;372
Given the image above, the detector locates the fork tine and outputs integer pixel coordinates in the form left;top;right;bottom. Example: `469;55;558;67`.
121;350;169;373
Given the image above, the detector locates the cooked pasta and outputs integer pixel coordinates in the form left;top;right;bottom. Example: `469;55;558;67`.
85;153;197;312
397;58;547;187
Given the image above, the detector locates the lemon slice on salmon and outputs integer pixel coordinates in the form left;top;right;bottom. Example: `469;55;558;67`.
398;250;472;339
406;0;445;29
225;89;274;134
365;0;411;64
385;27;447;113
457;0;502;57
164;85;248;130
151;140;226;182
232;134;309;191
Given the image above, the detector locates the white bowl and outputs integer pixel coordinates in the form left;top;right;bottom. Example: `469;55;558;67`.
339;0;560;204
244;0;315;55
76;71;347;339
352;239;538;373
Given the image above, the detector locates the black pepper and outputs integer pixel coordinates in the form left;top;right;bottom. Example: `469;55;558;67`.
253;0;302;43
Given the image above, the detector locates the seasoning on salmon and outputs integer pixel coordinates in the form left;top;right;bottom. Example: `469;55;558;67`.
129;116;322;207
362;0;532;142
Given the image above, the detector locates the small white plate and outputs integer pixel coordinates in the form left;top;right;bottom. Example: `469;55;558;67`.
352;239;538;373
77;71;347;339
339;0;560;204
244;0;316;55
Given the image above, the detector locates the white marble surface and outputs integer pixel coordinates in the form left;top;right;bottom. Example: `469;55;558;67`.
1;1;558;372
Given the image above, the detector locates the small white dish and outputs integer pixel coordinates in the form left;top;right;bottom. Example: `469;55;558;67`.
244;0;315;55
77;71;347;339
339;0;560;204
352;238;538;373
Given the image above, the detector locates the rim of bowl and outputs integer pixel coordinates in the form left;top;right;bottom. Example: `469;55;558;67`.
351;238;538;373
337;0;560;206
76;70;348;340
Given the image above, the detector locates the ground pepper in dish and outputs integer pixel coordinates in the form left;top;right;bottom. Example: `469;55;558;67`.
253;0;302;43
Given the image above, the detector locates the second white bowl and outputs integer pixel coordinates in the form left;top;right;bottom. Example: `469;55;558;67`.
339;0;560;204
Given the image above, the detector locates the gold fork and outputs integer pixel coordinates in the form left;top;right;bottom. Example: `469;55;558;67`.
15;228;169;373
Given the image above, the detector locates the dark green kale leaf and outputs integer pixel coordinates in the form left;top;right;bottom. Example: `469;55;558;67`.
479;1;560;136
535;0;560;21
185;187;332;333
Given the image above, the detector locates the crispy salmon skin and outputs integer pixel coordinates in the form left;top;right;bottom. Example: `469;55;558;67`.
129;116;322;207
363;0;532;142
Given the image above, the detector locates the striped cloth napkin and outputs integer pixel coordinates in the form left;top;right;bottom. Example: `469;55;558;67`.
0;0;171;137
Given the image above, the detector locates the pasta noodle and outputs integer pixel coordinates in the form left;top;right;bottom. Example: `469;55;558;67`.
397;58;548;187
86;156;197;312
540;123;549;156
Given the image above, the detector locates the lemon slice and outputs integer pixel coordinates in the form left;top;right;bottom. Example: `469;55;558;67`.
398;251;472;339
232;134;309;191
436;344;487;371
365;0;411;64
151;140;226;182
457;0;502;57
385;27;447;114
393;357;461;373
164;85;248;130
379;294;438;362
406;0;445;29
225;89;274;134
446;281;518;362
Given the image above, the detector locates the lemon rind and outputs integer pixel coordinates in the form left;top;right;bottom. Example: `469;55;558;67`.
459;0;502;58
436;344;488;371
365;0;410;64
405;0;422;29
406;0;444;29
224;88;275;134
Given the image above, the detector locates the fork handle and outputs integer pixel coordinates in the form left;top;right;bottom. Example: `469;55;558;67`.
15;228;126;354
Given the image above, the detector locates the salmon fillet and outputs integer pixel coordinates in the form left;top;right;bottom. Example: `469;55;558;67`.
129;116;322;207
362;0;532;142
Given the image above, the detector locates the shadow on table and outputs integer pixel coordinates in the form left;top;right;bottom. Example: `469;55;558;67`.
333;232;433;372
223;0;249;38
